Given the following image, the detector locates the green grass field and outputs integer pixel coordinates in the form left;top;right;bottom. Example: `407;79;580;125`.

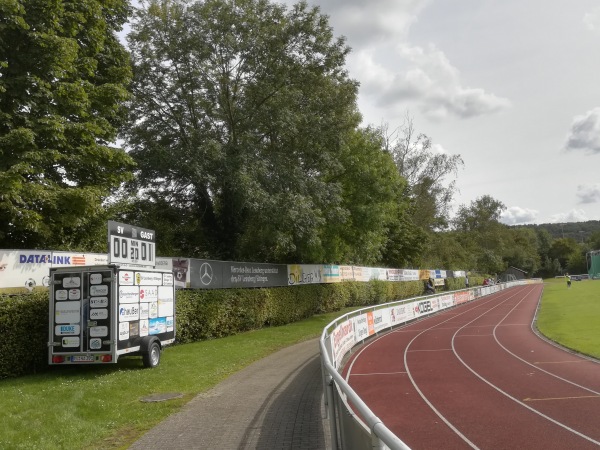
536;277;600;359
1;281;598;449
0;308;352;450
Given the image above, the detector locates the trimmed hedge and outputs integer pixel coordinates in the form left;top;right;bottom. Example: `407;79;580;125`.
0;278;468;379
0;291;49;378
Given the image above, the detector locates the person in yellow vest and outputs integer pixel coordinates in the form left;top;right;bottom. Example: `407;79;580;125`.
566;273;571;288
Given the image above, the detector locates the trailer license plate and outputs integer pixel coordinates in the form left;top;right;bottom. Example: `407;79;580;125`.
71;355;95;362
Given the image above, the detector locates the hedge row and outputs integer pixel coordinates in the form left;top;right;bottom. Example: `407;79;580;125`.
0;278;472;379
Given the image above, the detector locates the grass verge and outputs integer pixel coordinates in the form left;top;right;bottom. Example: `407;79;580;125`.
536;278;600;359
0;308;354;450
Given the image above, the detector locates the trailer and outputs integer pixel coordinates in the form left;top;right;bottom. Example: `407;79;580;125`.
48;265;175;368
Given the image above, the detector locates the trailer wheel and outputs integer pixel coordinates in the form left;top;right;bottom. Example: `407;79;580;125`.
143;341;161;368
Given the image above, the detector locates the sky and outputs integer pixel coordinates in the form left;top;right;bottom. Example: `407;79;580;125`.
278;0;600;225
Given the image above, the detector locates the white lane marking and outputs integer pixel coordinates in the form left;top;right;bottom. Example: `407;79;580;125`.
402;293;519;450
450;286;600;446
491;292;600;397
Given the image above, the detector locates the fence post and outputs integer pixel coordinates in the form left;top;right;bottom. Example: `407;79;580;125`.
326;375;339;450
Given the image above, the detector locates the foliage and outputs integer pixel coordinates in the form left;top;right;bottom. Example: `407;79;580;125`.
0;291;48;378
0;0;135;250
320;127;419;265
383;113;464;231
122;0;362;263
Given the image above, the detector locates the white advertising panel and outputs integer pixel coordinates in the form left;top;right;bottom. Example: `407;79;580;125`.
55;301;81;324
372;308;391;333
55;324;80;336
119;303;140;322
353;313;370;342
389;303;414;326
134;271;163;286
118;286;139;304
119;322;129;341
157;285;174;317
438;294;454;309
331;318;355;368
139;286;158;302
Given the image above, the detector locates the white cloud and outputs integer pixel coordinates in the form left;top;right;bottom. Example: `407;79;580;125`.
549;209;589;223
353;44;511;121
583;7;600;31
577;184;600;204
564;107;600;154
500;206;539;225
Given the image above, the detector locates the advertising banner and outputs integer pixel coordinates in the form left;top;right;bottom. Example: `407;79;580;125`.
454;290;471;305
331;318;355;368
322;265;341;283
353;313;371;342
0;250;109;290
351;266;370;282
189;259;287;289
389;303;414;325
339;265;354;281
288;264;324;286
399;269;420;281
372;308;391;333
419;269;430;280
438;293;455;309
224;262;287;288
386;269;403;281
412;297;438;318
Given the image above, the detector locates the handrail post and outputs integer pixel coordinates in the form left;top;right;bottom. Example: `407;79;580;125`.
326;374;339;450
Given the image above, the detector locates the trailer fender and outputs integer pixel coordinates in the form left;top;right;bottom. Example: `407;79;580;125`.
140;336;161;353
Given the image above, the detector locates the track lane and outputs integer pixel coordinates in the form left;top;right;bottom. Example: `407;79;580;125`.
344;284;600;449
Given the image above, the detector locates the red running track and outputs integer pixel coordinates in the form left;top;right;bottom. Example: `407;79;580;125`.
342;284;600;449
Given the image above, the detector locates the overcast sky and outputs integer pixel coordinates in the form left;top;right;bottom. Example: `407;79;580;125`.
280;0;600;225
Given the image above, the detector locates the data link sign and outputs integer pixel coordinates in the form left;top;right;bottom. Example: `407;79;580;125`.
107;221;156;267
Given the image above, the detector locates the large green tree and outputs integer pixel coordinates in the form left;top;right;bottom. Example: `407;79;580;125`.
0;0;134;249
123;0;364;262
321;127;419;266
453;195;508;274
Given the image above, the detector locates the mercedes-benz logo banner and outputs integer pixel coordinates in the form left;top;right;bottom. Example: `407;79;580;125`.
189;259;288;289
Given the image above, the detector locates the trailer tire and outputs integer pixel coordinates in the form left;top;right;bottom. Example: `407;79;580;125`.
143;341;161;368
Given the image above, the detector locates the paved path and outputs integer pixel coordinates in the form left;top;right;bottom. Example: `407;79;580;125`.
129;338;330;450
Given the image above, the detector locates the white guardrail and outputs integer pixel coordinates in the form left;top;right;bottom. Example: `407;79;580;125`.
319;280;542;449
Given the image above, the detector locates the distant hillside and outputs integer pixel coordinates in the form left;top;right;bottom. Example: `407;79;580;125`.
513;220;600;242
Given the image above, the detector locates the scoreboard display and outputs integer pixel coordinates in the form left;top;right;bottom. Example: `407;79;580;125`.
108;221;156;267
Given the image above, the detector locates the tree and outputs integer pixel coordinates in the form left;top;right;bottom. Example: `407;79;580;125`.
503;227;540;275
548;238;580;273
453;195;506;234
384;113;463;231
123;0;362;262
588;230;600;251
453;195;508;274
0;0;134;249
321;127;420;266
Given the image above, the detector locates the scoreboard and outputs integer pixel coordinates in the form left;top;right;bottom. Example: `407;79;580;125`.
108;221;156;267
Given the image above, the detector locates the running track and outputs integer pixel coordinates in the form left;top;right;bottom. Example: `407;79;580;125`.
343;284;600;449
